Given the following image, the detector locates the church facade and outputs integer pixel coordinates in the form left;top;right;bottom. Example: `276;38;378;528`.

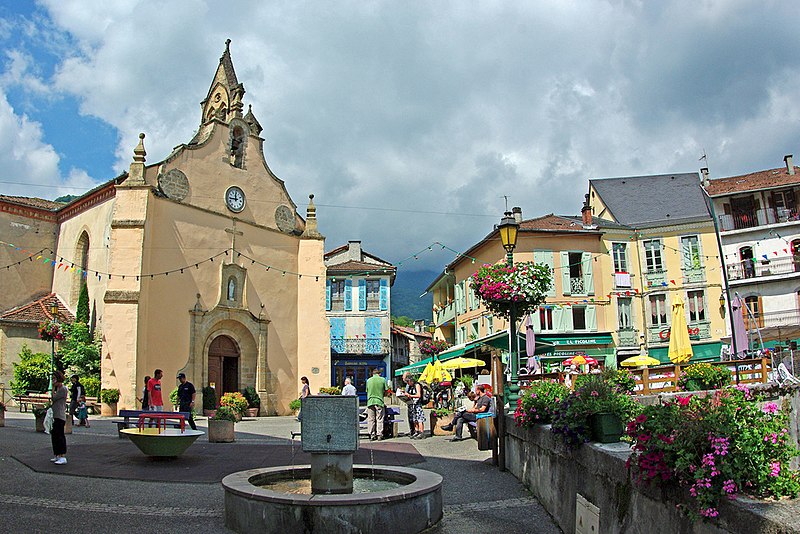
0;41;329;414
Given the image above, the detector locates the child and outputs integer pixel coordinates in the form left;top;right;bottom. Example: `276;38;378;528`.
77;394;90;427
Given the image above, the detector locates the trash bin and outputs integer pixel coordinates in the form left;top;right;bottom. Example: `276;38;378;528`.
476;415;495;451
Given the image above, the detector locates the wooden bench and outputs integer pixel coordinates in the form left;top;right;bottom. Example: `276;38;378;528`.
111;409;191;438
14;393;50;412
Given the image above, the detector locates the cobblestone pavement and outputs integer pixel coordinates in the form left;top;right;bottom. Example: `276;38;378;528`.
0;409;562;533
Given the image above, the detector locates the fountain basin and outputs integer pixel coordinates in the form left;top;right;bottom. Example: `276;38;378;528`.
222;465;443;533
121;428;204;457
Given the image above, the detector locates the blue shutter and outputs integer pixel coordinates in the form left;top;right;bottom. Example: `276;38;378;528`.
330;318;346;353
326;279;331;311
344;279;352;311
358;279;367;310
379;278;388;311
365;317;381;354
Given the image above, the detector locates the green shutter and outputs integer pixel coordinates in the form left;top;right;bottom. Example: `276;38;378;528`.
586;305;597;331
560;251;571;295
560;306;574;332
582;252;594;295
534;250;556;297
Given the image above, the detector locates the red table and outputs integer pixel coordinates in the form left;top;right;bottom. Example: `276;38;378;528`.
138;413;185;432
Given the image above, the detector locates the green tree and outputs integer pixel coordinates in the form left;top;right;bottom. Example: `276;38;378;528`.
76;283;90;324
59;322;100;376
392;315;415;327
10;345;50;394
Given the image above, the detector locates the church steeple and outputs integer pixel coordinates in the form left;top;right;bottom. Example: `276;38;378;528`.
200;39;246;125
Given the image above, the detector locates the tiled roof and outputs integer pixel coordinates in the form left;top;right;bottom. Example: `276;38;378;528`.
0;195;63;211
327;261;395;273
590;172;710;228
0;293;75;324
519;214;601;233
391;325;432;339
705;166;800;197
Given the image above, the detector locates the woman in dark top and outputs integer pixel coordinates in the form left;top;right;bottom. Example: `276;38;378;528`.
136;375;151;411
403;372;426;439
68;374;83;425
297;376;310;422
50;371;68;465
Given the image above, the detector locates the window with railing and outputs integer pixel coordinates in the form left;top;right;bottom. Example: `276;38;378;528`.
687;290;706;322
680;235;702;270
649;294;668;327
569;251;585;293
366;279;380;310
487;316;494;335
618;298;632;330
643;239;663;272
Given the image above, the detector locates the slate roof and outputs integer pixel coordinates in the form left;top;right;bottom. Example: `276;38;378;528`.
705;166;800;197
0;293;75;325
0;195;63;211
590;172;710;228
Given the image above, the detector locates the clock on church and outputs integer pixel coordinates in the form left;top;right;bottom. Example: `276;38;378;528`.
225;186;246;213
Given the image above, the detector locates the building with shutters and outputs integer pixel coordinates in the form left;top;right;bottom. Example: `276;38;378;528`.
703;156;800;351
427;208;617;371
588;172;727;364
325;241;396;401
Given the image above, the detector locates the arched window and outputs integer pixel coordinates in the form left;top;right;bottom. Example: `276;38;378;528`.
230;126;245;168
792;240;800;272
744;295;763;329
71;232;90;305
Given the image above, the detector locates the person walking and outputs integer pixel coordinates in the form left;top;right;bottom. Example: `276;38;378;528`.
175;373;197;430
50;371;68;465
365;368;387;441
342;377;357;396
136;375;151;411
297;376;310;422
147;369;164;411
402;371;426;439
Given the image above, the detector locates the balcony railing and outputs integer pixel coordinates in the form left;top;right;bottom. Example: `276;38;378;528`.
727;256;800;281
743;308;800;331
570;277;585;294
643;269;667;287
434;301;456;326
617;328;639;348
681;266;705;284
647;321;711;344
330;338;390;355
718;207;800;232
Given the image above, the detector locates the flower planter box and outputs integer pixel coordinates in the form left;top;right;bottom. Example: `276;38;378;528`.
100;402;118;417
589;412;623;443
203;409;217;418
208;419;235;443
430;413;454;436
246;407;259;417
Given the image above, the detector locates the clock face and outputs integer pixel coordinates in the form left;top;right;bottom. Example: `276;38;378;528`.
225;186;246;213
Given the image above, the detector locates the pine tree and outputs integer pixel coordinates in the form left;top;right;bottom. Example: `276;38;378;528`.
76;282;89;324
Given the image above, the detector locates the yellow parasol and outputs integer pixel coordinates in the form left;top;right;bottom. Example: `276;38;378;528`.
441;357;486;370
619;355;662;367
429;359;453;383
418;362;435;383
668;296;694;364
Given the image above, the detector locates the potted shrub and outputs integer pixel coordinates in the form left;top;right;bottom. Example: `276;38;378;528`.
430;407;454;435
627;385;800;520
169;388;179;411
0;400;6;427
99;388;120;416
289;398;301;417
318;386;341;395
220;392;248;421
241;386;260;417
513;380;569;428
551;372;640;448
202;386;217;417
208;406;237;443
32;404;50;432
678;363;732;391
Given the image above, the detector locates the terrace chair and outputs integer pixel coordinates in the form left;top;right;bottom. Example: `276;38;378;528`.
777;363;800;387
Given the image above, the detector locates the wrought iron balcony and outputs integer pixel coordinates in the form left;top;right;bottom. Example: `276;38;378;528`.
434;301;456;326
718;206;800;232
647;321;711;344
643;269;667;287
570;277;585;294
728;256;800;282
330;337;390;355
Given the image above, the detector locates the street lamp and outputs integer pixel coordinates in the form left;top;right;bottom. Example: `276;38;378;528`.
48;302;58;392
498;211;519;267
498;211;521;403
428;323;437;361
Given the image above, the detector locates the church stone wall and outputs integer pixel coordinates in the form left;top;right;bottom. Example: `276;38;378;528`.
0;210;57;313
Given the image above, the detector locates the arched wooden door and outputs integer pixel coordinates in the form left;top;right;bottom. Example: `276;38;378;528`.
208;335;240;401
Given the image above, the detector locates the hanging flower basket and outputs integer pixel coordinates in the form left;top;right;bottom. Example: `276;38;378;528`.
38;320;65;342
420;339;450;356
471;261;552;318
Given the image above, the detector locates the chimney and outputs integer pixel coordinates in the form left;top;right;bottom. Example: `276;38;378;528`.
700;167;710;187
347;240;362;261
785;154;795;175
512;206;522;224
581;194;592;227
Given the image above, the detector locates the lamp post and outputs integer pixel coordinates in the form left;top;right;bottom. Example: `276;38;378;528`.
48;302;58;392
498;211;520;404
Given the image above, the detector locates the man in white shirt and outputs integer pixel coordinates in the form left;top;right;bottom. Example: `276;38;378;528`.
342;377;357;396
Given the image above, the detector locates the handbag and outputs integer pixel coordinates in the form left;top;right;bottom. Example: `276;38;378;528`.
43;407;54;434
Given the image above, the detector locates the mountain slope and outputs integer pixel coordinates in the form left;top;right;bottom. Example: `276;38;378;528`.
390;269;437;321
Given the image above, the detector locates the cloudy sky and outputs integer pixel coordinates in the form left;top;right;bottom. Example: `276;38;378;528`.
1;1;798;272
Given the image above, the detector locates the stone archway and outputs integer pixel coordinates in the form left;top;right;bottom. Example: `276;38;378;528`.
208;334;241;397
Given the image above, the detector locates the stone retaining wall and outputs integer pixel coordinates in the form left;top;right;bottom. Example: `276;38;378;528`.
504;384;800;534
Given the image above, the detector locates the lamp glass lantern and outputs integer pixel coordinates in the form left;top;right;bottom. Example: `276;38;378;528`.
497;212;519;257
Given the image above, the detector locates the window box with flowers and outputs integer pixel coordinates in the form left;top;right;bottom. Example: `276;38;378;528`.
626;385;800;521
471;262;552;318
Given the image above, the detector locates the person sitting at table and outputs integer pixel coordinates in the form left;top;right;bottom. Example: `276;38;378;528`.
442;385;491;442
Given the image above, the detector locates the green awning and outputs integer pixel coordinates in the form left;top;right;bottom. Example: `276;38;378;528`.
648;341;722;364
536;334;614;346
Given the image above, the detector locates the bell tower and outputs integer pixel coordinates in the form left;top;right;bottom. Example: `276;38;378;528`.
200;39;246;124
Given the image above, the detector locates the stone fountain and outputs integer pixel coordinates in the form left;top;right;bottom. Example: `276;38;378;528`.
222;395;442;533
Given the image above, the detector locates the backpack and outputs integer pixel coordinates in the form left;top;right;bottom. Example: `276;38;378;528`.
420;384;432;405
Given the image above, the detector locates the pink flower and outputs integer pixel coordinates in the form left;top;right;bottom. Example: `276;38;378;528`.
590;391;599;397
635;414;647;424
770;462;781;477
700;508;719;518
762;402;779;414
676;396;691;406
